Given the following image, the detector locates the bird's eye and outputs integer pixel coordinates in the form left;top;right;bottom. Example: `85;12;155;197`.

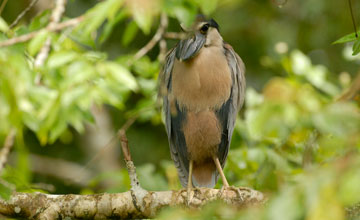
200;24;209;34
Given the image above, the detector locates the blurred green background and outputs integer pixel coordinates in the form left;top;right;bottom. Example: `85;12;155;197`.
1;0;360;219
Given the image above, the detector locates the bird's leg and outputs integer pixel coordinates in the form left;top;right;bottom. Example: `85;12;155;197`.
187;160;193;205
213;156;243;201
213;156;229;187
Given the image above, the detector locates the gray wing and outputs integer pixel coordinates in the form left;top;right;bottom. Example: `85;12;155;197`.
216;43;246;167
158;48;189;187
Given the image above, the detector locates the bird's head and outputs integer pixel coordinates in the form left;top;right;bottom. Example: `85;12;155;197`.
175;15;222;61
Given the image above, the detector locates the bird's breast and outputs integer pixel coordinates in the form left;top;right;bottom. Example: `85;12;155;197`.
170;46;232;112
182;110;222;162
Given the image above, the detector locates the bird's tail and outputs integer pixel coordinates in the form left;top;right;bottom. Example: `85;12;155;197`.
192;160;217;188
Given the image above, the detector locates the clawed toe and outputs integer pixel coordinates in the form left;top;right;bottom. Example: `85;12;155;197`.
217;186;244;201
186;187;200;205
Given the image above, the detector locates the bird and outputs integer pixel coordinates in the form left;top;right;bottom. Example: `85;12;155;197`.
158;15;246;191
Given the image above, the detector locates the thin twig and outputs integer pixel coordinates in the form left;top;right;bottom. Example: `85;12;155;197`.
0;0;8;16
81;110;141;171
163;32;187;40
0;129;16;173
0;16;84;47
118;129;131;161
129;13;168;65
79;104;157;184
348;0;358;38
118;123;147;213
9;0;40;29
34;0;67;69
116;107;158;212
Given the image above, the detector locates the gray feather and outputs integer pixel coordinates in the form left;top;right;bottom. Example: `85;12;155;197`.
158;48;189;187
216;43;246;168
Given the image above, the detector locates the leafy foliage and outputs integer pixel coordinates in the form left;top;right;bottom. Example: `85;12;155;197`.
0;0;360;219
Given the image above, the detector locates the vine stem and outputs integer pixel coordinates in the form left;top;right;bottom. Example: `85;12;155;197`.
348;0;358;38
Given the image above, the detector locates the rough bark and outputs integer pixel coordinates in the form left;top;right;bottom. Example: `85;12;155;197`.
0;187;265;219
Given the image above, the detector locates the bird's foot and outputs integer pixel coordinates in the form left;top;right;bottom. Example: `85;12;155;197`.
186;187;200;206
217;186;244;202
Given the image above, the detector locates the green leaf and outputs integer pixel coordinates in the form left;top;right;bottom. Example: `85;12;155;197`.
81;0;125;36
122;21;139;46
47;51;78;68
172;4;197;28
132;56;159;78
195;0;218;15
0;181;12;200
99;10;127;44
162;0;197;27
339;168;360;205
49;120;67;143
333;31;360;44
64;61;96;87
127;0;158;34
0;16;9;32
29;10;51;31
352;38;360;55
98;62;138;91
28;30;49;56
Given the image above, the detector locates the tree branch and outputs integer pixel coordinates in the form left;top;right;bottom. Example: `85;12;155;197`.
163;32;187;40
116;109;149;213
129;13;168;65
9;0;40;29
0;187;265;219
34;0;67;70
0;16;83;48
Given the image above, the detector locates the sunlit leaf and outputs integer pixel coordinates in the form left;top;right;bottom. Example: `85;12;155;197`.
98;62;138;91
194;0;218;15
47;51;78;68
81;0;125;36
162;0;197;27
126;0;159;34
0;17;9;33
28;30;49;56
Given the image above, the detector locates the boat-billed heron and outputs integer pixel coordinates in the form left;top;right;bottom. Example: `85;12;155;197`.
158;16;245;190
